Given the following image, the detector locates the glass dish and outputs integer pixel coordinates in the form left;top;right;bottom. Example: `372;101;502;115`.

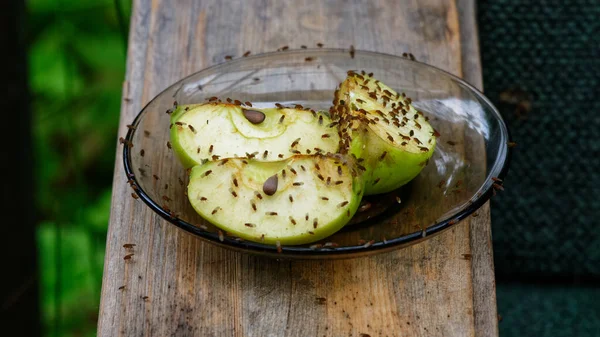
123;49;511;259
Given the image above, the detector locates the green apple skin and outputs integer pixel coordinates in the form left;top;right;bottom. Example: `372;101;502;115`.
169;104;203;168
358;134;435;195
169;103;340;169
333;73;437;195
187;155;364;245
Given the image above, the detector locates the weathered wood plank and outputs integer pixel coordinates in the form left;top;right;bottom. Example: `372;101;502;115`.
99;1;497;336
457;1;499;336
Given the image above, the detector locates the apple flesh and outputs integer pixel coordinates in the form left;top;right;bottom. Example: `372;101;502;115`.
187;154;364;245
169;103;340;168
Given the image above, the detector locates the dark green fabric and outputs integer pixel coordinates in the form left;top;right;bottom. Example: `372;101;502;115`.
478;0;600;278
478;1;600;336
497;284;600;337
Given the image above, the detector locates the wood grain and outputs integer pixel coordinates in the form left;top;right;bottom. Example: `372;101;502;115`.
457;2;499;336
98;1;498;336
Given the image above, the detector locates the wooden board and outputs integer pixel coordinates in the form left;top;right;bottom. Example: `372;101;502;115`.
98;1;499;336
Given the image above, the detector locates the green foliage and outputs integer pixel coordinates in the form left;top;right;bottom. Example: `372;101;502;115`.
37;223;102;337
29;0;131;336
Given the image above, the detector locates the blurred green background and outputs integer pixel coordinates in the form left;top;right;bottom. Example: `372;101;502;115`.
29;0;130;336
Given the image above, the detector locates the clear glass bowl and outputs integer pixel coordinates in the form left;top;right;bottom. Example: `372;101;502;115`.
123;49;511;259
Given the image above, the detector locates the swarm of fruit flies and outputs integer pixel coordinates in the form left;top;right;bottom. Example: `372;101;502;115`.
157;69;442;247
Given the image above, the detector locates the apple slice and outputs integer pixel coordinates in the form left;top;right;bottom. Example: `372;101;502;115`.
187;154;364;245
169;103;339;168
332;71;437;195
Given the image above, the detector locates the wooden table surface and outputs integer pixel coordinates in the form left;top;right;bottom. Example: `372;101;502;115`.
98;1;498;336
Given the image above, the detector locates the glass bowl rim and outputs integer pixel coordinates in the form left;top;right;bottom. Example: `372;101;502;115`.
122;48;513;257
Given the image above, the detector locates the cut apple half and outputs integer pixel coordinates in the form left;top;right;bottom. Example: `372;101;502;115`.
187;154;364;245
332;72;437;195
169;103;340;168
